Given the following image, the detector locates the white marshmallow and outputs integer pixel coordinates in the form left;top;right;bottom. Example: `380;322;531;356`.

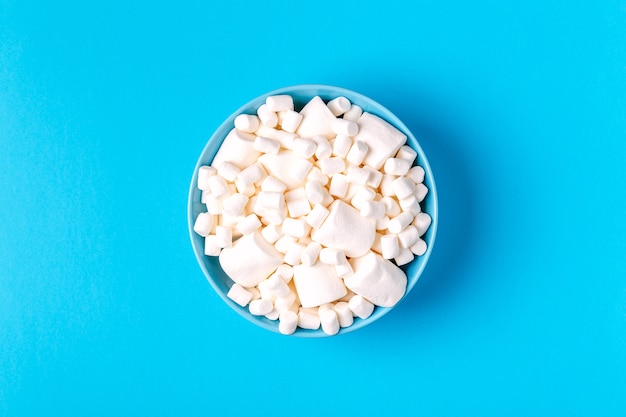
298;310;321;330
254;135;280;154
257;104;278;127
280;110;303;133
391;177;416;200
265;308;280;320
256;191;285;210
266;95;294;112
319;309;340;336
414;183;429;202
342;104;363;122
319;248;347;265
276;264;294;282
345;141;369;166
282;218;310;239
360;200;386;219
311;135;332;159
407;165;425;184
292;137;316;159
208;175;230;199
236;163;265;187
205;195;222;215
394;248;414;266
332;134;352;158
292;262;348;308
413;212;432;236
334;302;354;327
236;214;262;235
335;261;354;278
234;178;255;196
234;114;260;133
301;241;322;266
204;235;221;256
286;198;311;218
296;96;337;139
352;112;407;169
311;200;376;258
261;224;283;243
212;129;261;169
222;193;249;216
307;166;329;186
397;225;420;248
350;186;376;209
388;212;414;234
410;238;427;256
379;174;397;197
274;234;297;253
318;157;345;176
346;166;370;186
284;186;306;202
219;231;284;287
332;119;359;137
345;252;407;307
278;310;298;335
380;234;400;259
249;298;273;316
328;173;348;198
327;96;351;116
197;166;217;190
274;290;296;312
227;283;253;307
305;180;325;205
258;279;276;302
383;158;411;176
193;212;214;237
256;125;296;149
266;273;290;297
305;204;330;229
381;196;401;217
258;151;313;189
260;176;287;193
396;145;417;164
348;295;375;319
215;225;233;248
364;166;383;188
248;286;261;301
371;233;383;255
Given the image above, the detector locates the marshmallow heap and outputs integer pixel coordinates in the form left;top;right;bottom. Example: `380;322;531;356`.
194;94;432;335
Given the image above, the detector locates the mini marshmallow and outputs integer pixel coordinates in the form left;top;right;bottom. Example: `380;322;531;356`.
379;174;397;197
345;252;407;307
276;264;294;282
236;163;265;187
381;196;402;217
328;173;348;198
205;195;223;215
346;166;370;186
279;311;298;335
280;110;303;133
284;186;306;202
282;218;310;239
305;204;330;229
292;262;348;308
371;233;383;254
257;191;285;210
212;129;261;169
394;248;414;266
204;235;221;256
414;183;429;202
219;231;284;287
397;225;420;248
292;137;316;159
227;283;253;307
380;234;400;259
318;157;346;176
208;175;230;199
388;212;414;234
364;166;383;188
413;212;432;236
407;165;425;184
335;261;354;278
260;176;286;194
236;214;262;235
332;134;352;158
334;302;354;327
266;95;294;112
266;273;290;298
383;158;411;176
296;96;337;139
286;198;311;218
350;186;376;209
261;224;283;243
401;195;422;216
396;145;417;164
360;200;386;219
215;225;233;248
265;308;280;320
234;178;256;196
261;208;287;225
410;238;427;256
249;286;261;301
257;104;278;127
249;299;273;316
307;166;329;186
312;200;376;258
193;212;214;237
305;180;325;205
348;295;375;319
234;114;260;133
256;125;297;149
222;193;249;216
346;141;369;166
197;166;217;190
274;290;296;312
311;135;332;159
254;135;280;154
274;234;297;253
352;112;407;169
332;119;359;137
298;310;321;330
319;248;347;265
319;309;340;336
391;177;416;200
301;241;322;266
343;104;363;122
327;96;351;116
258;279;276;302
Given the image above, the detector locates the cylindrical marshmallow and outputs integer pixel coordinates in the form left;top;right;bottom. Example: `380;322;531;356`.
265;308;280;320
391;177;416;200
394;247;414;266
332;119;359;137
397;225;420;248
222;193;249;216
410;238;427;256
414;183;429;202
282;218;310;239
234;114;260;133
260;176;287;193
380;234;400;259
319;248;347;265
298;310;321;330
342;104;363;122
348;295;374;319
274;290;296;312
261;224;283;243
364;167;383;188
205;195;223;215
413;212;432;236
237;163;265;187
301;241;322;266
254;135;280;154
292;137;316;158
276;264;293;282
249;299;273;316
381;196;402;217
208;175;230;198
377;215;390;231
407;166;425;184
266;273;290;297
305;204;330;229
312;135;332;159
333;134;352;157
215;225;232;248
283;242;306;266
274;234;297;253
307;167;329;186
204;234;221;256
360;200;386;219
305;180;325;205
346;141;368;166
388;212;414;234
396;145;417;164
399;195;421;216
197;165;216;190
278;310;298;335
327;96;351;116
328;173;348;198
193;212;214;237
335;262;354;278
257;104;278;127
334;301;354;328
286;198;311;218
319;309;340;336
257;191;285;210
227;283;253;307
236;214;262;235
280;110;303;133
383;158;412;176
266;95;294;112
380;174;397;197
318;157;346;176
346;166;370;186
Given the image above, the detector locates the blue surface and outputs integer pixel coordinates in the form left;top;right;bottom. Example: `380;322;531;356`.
1;0;625;415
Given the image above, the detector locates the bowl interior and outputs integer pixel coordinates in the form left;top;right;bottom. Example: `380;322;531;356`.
188;84;438;337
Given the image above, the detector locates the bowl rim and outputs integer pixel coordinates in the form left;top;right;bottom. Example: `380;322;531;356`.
187;84;438;337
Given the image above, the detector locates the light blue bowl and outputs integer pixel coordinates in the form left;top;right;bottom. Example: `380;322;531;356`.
188;84;438;337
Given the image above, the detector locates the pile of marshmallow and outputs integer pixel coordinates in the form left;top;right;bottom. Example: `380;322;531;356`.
193;94;431;335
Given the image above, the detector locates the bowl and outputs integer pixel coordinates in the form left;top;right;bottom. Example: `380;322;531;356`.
188;84;438;337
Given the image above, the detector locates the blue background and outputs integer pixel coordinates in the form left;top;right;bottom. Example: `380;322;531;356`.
1;0;625;415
